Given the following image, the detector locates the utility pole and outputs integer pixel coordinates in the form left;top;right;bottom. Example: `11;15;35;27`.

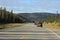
56;11;58;23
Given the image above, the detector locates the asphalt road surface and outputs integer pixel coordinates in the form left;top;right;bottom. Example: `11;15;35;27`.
0;23;60;40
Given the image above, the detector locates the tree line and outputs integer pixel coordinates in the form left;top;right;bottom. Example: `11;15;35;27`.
44;14;60;23
0;7;26;23
35;13;60;23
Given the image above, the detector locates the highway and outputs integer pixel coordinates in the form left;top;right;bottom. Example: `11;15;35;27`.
0;23;60;40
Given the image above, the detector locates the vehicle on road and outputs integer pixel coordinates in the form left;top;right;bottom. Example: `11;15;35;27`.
37;22;43;27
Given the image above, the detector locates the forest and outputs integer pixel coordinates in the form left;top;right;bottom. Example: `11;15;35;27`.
0;7;26;24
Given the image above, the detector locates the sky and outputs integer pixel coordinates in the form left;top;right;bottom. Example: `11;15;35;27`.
0;0;60;13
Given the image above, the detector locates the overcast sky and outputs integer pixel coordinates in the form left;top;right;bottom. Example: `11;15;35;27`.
0;0;60;13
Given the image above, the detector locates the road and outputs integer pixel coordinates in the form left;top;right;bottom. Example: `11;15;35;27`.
0;23;60;40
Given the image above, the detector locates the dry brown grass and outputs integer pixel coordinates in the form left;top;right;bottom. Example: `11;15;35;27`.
43;22;60;29
0;23;24;29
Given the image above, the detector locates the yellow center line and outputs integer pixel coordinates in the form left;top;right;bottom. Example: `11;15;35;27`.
20;36;25;39
19;32;32;39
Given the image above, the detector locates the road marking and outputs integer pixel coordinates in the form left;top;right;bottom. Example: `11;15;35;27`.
20;36;25;39
47;28;60;39
0;32;60;34
0;32;58;34
20;32;32;39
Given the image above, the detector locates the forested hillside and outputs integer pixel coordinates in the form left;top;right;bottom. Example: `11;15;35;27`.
19;13;60;23
19;13;52;22
36;14;60;23
0;7;26;23
44;14;60;23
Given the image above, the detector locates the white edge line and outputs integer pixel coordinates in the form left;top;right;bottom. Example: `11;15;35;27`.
47;28;60;39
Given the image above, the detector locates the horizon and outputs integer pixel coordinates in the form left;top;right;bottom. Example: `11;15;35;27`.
0;0;60;13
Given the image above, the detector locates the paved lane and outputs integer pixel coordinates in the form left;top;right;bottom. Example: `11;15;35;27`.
0;23;60;40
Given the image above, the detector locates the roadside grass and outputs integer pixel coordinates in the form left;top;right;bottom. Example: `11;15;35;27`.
0;23;25;29
43;22;60;29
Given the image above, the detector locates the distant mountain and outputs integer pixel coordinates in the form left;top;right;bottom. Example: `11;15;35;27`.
18;12;54;22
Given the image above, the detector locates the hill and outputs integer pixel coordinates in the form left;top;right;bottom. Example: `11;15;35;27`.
18;12;53;22
44;14;60;23
18;12;60;23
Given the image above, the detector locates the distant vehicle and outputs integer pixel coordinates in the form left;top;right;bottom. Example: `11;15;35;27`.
37;22;43;27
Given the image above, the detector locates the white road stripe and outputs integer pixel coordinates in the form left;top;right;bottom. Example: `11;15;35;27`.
47;28;60;39
0;32;60;34
0;37;59;39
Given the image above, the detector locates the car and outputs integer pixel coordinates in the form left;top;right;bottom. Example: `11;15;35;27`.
37;23;43;27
